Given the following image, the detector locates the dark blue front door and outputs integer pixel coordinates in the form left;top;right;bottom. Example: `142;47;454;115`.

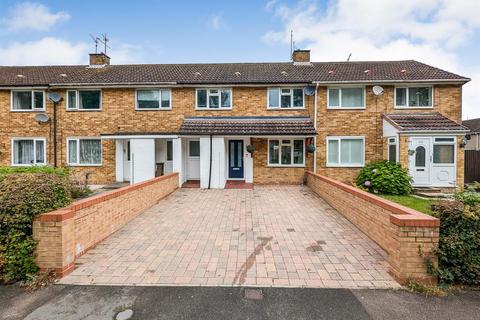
228;140;244;179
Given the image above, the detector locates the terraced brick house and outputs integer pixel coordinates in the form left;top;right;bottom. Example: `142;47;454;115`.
0;50;470;189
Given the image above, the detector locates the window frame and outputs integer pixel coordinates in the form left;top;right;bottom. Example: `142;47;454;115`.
394;85;434;109
66;137;103;166
135;88;172;110
387;136;398;162
326;136;365;167
267;138;305;167
327;86;366;110
11;137;47;166
267;87;305;109
195;88;233;110
66;89;102;111
432;136;456;166
10;90;45;112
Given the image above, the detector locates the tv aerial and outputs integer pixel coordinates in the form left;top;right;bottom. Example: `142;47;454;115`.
90;33;111;55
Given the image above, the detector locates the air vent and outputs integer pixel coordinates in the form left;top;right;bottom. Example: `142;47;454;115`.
328;70;334;74
364;69;370;74
16;74;25;78
234;71;241;76
59;73;67;77
281;71;288;76
194;72;202;76
401;69;407;73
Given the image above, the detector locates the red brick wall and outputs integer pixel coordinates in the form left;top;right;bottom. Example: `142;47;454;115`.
32;172;179;276
306;171;439;284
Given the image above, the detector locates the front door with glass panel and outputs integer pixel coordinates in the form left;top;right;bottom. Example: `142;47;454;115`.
228;140;244;179
409;137;431;186
187;140;200;180
123;140;131;181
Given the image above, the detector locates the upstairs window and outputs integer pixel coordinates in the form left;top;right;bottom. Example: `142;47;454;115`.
67;90;101;110
327;137;365;167
12;138;46;166
395;87;432;108
11;90;44;111
196;88;232;109
268;88;304;108
136;89;171;109
328;87;365;109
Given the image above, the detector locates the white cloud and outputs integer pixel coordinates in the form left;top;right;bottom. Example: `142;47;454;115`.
208;13;224;30
264;0;480;118
3;2;70;32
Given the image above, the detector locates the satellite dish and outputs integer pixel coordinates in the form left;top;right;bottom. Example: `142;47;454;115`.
35;113;50;123
47;91;62;103
303;86;316;96
372;85;384;96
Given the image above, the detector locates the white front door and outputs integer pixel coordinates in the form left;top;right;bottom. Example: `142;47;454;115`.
409;137;431;186
187;140;200;180
123;140;131;181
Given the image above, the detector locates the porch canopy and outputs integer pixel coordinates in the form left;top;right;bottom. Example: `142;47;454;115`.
383;113;469;134
178;116;317;136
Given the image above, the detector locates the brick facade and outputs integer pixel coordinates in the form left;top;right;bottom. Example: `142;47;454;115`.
0;84;463;185
32;172;179;276
306;172;439;284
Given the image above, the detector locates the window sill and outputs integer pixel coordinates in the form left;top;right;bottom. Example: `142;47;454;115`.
267;164;306;168
66;109;102;112
10;109;46;112
135;107;172;111
326;164;364;168
67;164;103;167
394;106;433;109
267;107;306;110
11;163;47;167
327;107;366;110
195;108;233;111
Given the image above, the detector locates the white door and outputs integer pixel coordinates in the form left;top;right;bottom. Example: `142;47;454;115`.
409;137;431;186
123;140;131;181
431;137;456;187
164;140;173;174
187;140;200;180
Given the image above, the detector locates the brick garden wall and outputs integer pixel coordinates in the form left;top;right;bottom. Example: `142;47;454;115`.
32;172;179;276
306;171;440;284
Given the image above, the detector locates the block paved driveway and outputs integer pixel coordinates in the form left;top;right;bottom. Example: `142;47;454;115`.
60;186;400;289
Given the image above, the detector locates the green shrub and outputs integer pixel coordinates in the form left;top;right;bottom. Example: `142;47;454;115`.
0;173;73;282
454;187;480;206
431;201;480;285
356;160;412;195
0;166;68;183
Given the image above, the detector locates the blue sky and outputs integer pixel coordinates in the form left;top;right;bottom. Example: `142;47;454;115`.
0;0;479;118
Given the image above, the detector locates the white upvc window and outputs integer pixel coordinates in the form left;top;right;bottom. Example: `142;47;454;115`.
327;87;365;109
11;90;45;111
11;138;46;166
136;89;172;110
67;89;102;110
432;137;455;165
267;88;304;109
67;138;102;166
395;86;433;108
196;88;232;109
326;136;365;167
268;138;305;166
387;137;398;162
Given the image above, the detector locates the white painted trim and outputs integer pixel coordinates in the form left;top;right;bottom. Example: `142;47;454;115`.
11;137;47;166
10;90;46;112
266;87;306;109
134;88;172;110
267;138;306;167
394;85;434;109
102;134;179;140
66;89;102;111
195;88;233;110
66;137;103;166
327;86;366;109
326;136;365;167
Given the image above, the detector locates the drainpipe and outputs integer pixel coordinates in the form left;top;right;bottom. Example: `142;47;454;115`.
208;134;213;189
53;95;58;167
313;83;319;173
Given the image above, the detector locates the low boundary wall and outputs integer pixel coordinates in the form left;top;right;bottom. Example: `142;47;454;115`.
33;173;179;276
306;171;439;284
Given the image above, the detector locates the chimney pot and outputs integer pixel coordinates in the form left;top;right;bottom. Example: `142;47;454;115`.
89;53;110;66
292;49;311;63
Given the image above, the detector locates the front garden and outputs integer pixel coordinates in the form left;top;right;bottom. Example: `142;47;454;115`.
357;160;480;286
0;167;90;283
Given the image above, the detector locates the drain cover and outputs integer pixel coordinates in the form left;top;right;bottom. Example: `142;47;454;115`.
115;309;133;320
244;289;264;301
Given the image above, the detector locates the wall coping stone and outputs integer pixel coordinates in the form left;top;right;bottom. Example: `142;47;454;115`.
306;171;439;227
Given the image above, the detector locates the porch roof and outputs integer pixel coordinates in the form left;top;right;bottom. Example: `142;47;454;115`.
178;116;317;136
383;113;469;133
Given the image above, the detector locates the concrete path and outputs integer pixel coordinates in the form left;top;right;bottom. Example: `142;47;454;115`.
1;285;479;320
60;186;398;288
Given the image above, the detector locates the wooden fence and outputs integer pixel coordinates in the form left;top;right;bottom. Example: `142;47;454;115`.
465;150;480;184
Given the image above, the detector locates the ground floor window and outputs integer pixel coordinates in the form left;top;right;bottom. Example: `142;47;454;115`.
388;137;397;162
327;136;364;167
433;137;455;164
12;138;46;165
268;139;305;166
67;138;102;166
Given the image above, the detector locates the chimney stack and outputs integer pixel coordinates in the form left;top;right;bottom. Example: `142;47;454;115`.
292;49;311;63
89;53;110;66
